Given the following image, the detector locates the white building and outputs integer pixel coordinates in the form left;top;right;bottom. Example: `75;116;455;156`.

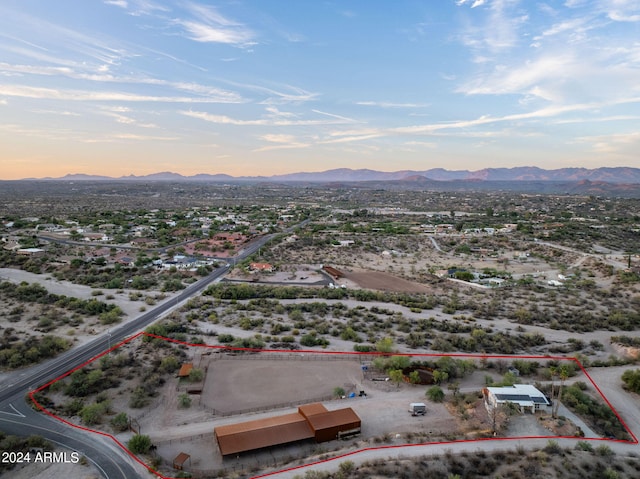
484;384;550;413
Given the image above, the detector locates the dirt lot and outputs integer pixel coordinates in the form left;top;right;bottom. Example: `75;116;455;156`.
226;263;328;285
342;269;433;293
202;357;363;413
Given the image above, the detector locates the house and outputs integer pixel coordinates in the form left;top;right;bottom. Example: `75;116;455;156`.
484;384;550;413
16;248;45;257
249;262;274;272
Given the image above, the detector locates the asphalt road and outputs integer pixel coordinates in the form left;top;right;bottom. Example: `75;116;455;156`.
0;222;307;479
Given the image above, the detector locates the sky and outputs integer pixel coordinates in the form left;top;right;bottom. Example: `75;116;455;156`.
1;0;639;179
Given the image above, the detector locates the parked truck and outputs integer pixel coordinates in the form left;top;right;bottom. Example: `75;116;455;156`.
409;402;427;416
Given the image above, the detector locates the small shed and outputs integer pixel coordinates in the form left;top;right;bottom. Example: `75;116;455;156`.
178;363;193;378
173;452;191;470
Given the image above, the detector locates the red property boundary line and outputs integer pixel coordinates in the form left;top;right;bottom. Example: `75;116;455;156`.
29;333;639;479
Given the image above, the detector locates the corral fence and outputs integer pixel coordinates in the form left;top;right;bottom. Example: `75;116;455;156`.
201;393;335;417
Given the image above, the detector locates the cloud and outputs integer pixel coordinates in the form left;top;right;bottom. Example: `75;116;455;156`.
576;131;640;155
311;109;359;123
180;111;266;126
0;61;245;103
355;101;430;108
175;3;255;47
253;133;310;151
103;0;169;16
31;109;80;116
458;53;578;101
104;0;129;8
0;84;239;103
180;109;356;126
604;0;640;22
104;0;128;7
319;128;384;144
404;140;437;147
457;0;486;7
458;0;529;52
99;108;158;128
177;20;255;45
393;98;640;135
111;133;176;141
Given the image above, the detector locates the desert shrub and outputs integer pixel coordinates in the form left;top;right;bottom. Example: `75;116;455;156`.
111;412;129;432
127;434;152;454
621;369;640;394
80;401;109;425
426;386;445;402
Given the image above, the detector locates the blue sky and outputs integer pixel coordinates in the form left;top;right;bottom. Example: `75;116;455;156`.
1;0;639;179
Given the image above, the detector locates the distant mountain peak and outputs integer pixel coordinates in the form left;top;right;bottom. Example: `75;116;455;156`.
28;166;640;185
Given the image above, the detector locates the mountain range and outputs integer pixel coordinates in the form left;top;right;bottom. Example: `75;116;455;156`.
34;166;640;184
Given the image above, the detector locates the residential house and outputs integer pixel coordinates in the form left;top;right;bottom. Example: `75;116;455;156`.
483;384;550;413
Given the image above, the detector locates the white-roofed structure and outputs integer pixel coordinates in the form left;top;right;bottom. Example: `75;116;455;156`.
483;384;550;414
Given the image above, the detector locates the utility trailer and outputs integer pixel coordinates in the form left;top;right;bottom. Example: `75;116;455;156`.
409;402;427;416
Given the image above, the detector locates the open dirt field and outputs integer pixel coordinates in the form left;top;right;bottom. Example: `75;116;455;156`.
342;269;433;293
225;263;328;285
201;357;364;413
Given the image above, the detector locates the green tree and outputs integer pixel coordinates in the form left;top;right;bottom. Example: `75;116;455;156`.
622;369;640;394
389;369;404;389
178;393;192;409
188;368;204;382
432;370;449;385
375;337;394;353
110;412;129;432
80;402;108;425
127;434;152;454
409;370;421;384
333;387;346;398
426;385;445;402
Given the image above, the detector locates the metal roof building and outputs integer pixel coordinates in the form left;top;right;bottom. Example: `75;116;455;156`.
215;403;361;456
484;384;550;413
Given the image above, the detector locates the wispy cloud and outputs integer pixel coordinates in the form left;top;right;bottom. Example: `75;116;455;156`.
253;133;310;152
175;3;256;47
456;0;486;8
0;61;245;103
103;0;169;16
31;108;80;117
576;131;640;155
356;101;430;108
457;0;529;52
311;109;360;123
319;134;383;144
99;107;157;128
0;85;239;103
104;0;128;7
394;98;640;135
604;0;640;22
180;109;355;126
